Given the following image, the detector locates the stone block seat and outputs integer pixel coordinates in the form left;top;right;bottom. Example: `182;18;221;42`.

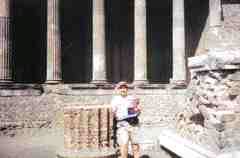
56;104;116;158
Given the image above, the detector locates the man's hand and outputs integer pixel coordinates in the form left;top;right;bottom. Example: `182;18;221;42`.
134;104;141;113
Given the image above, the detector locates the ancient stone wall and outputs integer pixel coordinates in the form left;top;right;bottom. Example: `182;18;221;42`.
195;2;240;55
175;50;240;154
0;84;186;151
221;2;240;48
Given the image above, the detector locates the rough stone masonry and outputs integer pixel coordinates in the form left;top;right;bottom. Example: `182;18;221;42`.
175;50;240;156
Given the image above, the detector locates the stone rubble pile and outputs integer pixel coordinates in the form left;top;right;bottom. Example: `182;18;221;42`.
175;50;240;153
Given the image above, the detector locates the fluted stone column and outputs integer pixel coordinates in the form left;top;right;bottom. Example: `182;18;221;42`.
134;0;148;85
0;0;12;82
171;0;186;84
46;0;62;83
92;0;107;84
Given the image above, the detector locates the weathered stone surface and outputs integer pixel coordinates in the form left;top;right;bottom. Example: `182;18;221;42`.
221;3;240;49
159;130;217;158
59;105;116;158
195;3;240;55
0;83;187;154
0;84;43;96
63;105;113;150
188;50;240;71
177;52;240;154
56;148;116;158
217;151;240;158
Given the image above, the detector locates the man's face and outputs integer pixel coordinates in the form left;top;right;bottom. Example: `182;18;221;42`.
118;86;128;97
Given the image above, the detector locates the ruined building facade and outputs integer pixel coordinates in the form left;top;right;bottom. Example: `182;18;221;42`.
0;0;240;157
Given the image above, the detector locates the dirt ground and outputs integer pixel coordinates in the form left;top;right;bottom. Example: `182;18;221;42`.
0;128;64;158
0;128;177;158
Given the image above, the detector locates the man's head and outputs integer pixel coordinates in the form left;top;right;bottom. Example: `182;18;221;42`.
116;81;128;97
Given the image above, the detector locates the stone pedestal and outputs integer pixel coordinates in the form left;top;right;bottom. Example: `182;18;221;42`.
186;50;240;154
57;105;116;158
165;49;240;158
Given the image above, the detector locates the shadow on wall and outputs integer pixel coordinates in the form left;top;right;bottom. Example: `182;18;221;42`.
185;0;209;57
105;0;134;83
147;0;173;83
10;0;93;83
11;0;47;83
60;0;92;83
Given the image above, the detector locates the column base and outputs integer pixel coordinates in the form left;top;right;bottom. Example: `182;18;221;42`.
0;79;13;83
132;80;149;87
45;80;62;84
90;80;108;85
169;79;187;89
90;80;115;89
0;83;43;96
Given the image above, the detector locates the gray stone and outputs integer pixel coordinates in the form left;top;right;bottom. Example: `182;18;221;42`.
228;71;240;81
158;130;217;158
217;151;240;158
56;148;116;158
214;111;236;123
134;0;147;82
188;51;240;72
92;0;107;82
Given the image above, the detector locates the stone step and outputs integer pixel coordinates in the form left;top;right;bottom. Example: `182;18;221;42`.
158;130;217;158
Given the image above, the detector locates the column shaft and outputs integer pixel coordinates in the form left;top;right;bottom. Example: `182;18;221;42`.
92;0;107;83
134;0;147;84
172;0;186;83
0;0;11;82
47;0;62;83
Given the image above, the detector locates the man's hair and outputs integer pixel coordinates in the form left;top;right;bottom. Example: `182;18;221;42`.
115;81;128;89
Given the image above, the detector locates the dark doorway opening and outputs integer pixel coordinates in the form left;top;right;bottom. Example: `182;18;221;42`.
106;0;134;83
60;0;92;83
147;0;173;83
11;0;47;83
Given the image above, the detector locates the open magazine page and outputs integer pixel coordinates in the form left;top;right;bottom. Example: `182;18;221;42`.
122;96;140;120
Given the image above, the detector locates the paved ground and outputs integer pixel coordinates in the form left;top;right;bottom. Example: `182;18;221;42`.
0;128;178;158
0;129;64;158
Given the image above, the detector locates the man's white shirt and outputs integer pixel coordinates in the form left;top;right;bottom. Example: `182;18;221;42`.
111;95;135;120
